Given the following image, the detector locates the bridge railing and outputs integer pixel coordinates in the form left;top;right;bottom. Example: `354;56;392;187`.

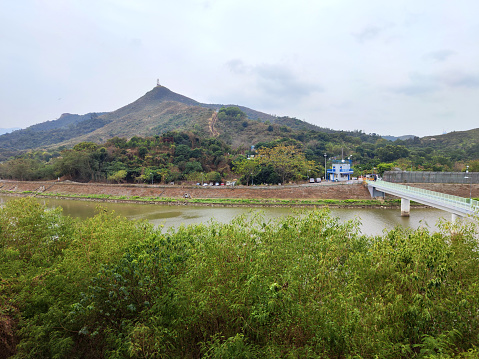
374;179;479;212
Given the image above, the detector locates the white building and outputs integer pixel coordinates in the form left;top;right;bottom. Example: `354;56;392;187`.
327;159;353;181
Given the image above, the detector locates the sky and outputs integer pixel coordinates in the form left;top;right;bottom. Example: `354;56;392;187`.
1;0;478;137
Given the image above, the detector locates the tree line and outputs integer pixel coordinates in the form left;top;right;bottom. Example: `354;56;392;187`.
1;111;478;184
0;132;318;185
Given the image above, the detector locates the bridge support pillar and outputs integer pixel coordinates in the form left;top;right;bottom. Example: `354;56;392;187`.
401;198;410;217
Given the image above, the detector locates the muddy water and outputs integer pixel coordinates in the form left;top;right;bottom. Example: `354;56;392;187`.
1;195;459;236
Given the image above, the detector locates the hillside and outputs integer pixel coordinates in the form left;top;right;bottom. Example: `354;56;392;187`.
61;100;214;145
382;135;415;141
0;127;20;135
0;113;110;152
401;128;479;159
0;85;330;156
420;128;479;147
2;84;477;167
28;112;108;132
201;103;275;122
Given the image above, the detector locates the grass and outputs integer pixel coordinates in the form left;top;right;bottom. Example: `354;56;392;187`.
0;189;404;207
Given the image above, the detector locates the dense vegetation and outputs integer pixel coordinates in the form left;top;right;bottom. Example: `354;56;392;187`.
1;197;479;358
1;106;478;184
1;83;478;172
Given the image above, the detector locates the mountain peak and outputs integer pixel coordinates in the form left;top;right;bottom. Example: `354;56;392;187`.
138;85;199;107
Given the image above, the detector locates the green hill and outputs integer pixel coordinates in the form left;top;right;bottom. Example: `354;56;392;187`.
1;84;478;168
0;85;331;156
0;113;109;152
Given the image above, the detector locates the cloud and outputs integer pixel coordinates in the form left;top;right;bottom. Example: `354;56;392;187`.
390;70;479;96
352;23;393;43
226;59;247;74
224;60;323;108
441;71;479;88
423;49;455;62
253;63;323;99
390;73;439;96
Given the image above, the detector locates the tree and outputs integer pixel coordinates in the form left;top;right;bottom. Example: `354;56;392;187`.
206;171;222;183
376;162;394;175
256;145;313;183
2;158;40;180
376;145;409;162
107;169;127;183
466;159;479;172
184;161;203;175
233;156;261;185
54;149;93;181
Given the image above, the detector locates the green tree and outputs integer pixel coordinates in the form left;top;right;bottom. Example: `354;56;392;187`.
377;162;394;175
206;171;222;183
256;145;314;183
107;169;127;183
466;159;479;172
376;145;410;162
54;149;93;181
233;156;261;185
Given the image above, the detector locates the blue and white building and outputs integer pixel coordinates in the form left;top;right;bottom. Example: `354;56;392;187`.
327;159;354;181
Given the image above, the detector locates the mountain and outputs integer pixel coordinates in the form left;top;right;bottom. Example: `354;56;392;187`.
28;113;108;132
0;113;110;152
410;128;479;155
0;127;20;135
382;135;416;141
0;85;330;154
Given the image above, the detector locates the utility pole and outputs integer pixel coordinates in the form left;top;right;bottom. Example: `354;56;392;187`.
465;165;472;201
324;154;327;181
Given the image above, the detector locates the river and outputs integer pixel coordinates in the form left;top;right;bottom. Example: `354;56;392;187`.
1;194;461;236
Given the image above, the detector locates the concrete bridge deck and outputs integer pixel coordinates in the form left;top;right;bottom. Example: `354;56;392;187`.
368;179;479;219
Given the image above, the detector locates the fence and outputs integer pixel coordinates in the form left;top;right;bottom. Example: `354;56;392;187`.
383;171;479;184
374;179;479;213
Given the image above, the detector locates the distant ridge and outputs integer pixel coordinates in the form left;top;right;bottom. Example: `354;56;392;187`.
28;113;107;132
0;113;109;151
382;135;416;141
0;85;334;153
0;127;20;136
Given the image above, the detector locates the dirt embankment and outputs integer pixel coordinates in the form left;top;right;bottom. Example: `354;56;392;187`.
1;180;477;202
1;180;372;200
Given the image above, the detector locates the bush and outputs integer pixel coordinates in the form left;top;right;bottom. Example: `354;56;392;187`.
3;198;479;358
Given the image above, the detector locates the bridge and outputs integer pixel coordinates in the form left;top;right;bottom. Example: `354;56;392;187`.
367;179;479;221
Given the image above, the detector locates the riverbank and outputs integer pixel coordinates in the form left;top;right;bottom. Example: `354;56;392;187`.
0;190;406;208
0;179;428;208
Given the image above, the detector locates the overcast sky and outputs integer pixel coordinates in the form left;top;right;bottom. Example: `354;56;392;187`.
1;0;478;137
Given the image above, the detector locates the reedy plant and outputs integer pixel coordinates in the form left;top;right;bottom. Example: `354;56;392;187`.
2;198;479;358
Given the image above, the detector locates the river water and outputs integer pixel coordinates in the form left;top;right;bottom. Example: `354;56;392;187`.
0;195;459;236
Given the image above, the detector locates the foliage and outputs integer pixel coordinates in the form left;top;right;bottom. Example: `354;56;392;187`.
0;198;155;358
377;162;395;175
2;198;479;358
1;84;479;175
2;122;479;184
256;145;314;183
233;145;314;185
376;144;410;162
107;169;127;183
233;156;262;185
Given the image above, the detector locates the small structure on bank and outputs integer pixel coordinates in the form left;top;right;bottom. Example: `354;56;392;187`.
327;158;354;181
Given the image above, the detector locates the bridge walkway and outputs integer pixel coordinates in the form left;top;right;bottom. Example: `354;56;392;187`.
368;179;479;218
